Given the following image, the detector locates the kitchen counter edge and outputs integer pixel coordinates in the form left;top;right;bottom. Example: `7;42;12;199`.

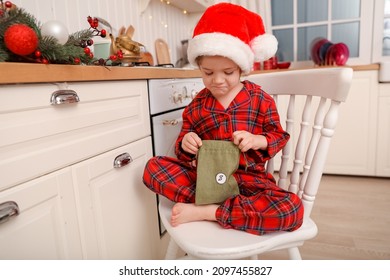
0;62;379;85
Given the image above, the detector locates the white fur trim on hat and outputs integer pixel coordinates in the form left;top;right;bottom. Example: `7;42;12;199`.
251;34;278;62
188;32;254;74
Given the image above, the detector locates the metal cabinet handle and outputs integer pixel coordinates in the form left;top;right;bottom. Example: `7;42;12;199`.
50;89;80;105
0;201;20;225
113;153;133;168
163;119;180;126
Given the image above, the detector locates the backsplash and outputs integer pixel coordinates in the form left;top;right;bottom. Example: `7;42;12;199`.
11;0;195;66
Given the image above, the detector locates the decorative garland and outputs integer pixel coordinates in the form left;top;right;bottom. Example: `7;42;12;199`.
0;1;108;65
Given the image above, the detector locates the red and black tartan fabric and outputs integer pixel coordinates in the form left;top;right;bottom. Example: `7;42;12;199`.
143;80;304;235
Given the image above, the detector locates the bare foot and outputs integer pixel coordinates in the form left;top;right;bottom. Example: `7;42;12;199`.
171;203;218;227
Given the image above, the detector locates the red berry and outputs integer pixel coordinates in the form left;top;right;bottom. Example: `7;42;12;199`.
74;57;80;64
84;47;91;55
5;1;12;8
92;18;98;28
34;50;41;58
89;52;94;59
110;55;117;61
87;39;93;46
87;16;92;24
100;29;107;37
41;58;49;64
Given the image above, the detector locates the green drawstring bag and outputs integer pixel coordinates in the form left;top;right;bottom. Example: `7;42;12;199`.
195;140;240;205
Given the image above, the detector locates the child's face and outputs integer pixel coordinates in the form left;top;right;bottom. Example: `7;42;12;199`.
198;56;242;98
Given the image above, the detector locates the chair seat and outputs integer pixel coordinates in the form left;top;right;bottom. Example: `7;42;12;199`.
159;196;318;259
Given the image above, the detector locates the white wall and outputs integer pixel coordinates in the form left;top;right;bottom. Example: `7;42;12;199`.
12;0;193;65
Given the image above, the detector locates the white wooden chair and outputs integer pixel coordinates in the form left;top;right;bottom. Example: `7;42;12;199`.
159;67;353;260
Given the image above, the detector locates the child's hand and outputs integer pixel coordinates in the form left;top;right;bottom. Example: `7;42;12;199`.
182;132;202;155
233;131;268;152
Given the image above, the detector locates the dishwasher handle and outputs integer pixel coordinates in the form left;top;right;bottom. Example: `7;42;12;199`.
0;201;20;225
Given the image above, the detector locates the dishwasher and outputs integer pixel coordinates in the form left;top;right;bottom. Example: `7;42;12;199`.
148;77;204;235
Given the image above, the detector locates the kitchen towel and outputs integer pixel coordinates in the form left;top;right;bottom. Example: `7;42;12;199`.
195;140;240;205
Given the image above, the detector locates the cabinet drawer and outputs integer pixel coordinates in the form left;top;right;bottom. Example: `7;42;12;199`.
0;81;150;191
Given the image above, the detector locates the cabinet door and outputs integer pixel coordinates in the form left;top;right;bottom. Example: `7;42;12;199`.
376;85;390;177
72;137;160;259
324;71;378;175
0;168;82;259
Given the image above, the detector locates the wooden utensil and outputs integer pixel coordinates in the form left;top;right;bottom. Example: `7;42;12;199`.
140;51;154;66
155;38;171;65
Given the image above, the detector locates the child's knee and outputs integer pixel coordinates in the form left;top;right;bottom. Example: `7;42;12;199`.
288;193;304;230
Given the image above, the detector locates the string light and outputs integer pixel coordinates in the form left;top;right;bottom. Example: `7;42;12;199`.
160;0;188;15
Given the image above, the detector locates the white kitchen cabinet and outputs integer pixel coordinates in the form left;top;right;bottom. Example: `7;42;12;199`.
72;137;160;259
376;83;390;176
0;168;82;259
169;0;214;12
252;69;388;177
0;80;150;191
324;70;380;176
0;79;160;259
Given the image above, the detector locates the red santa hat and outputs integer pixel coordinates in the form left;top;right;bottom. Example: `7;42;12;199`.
188;3;277;74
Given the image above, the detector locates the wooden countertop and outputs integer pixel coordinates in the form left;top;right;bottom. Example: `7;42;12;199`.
0;62;379;85
0;62;202;84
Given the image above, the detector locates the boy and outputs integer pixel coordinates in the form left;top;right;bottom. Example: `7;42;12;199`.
143;3;303;235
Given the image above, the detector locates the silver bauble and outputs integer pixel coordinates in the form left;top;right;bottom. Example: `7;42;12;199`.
41;20;69;45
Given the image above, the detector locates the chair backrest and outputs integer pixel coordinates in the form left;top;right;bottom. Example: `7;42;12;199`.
247;67;353;219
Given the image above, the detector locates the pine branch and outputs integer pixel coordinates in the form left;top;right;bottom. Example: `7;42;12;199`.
0;47;10;62
1;7;99;65
4;8;41;35
66;29;94;46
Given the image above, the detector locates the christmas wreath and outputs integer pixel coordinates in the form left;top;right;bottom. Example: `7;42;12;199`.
0;0;108;65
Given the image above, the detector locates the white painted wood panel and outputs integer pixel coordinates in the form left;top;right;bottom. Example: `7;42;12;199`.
0;168;82;259
324;71;378;176
72;137;159;259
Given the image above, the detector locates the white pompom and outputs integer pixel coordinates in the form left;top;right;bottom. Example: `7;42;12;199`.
250;34;278;61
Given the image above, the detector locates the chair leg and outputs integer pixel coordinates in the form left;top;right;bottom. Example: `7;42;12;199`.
287;247;302;260
164;237;180;260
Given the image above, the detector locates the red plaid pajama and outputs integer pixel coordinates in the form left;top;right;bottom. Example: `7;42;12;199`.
143;81;304;235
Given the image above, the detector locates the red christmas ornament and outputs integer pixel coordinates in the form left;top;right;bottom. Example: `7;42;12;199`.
4;24;39;56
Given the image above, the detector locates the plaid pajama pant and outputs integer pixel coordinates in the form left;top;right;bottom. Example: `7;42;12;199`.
143;156;303;236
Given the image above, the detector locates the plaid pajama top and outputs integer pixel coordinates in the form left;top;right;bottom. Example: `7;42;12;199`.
176;80;289;174
143;80;304;235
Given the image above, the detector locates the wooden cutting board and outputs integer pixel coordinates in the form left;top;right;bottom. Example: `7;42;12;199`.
155;38;171;65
